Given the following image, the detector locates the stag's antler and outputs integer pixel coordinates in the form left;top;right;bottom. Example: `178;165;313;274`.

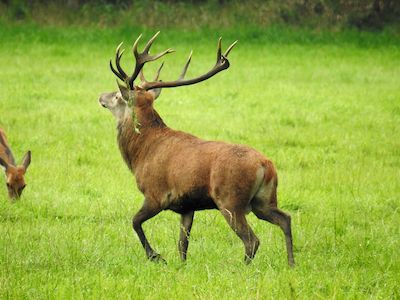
140;38;237;91
110;33;237;91
110;31;174;89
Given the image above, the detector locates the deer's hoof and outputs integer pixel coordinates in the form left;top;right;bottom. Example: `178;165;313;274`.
149;253;167;264
244;255;253;265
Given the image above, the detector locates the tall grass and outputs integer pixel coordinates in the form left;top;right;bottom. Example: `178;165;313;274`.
0;24;399;298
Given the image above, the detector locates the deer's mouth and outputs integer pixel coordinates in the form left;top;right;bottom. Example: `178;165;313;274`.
98;99;108;108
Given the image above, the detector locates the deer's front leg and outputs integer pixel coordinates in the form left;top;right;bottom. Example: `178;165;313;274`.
132;200;165;263
178;211;194;261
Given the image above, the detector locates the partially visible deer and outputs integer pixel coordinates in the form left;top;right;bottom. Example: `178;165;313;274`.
99;32;294;266
0;128;31;200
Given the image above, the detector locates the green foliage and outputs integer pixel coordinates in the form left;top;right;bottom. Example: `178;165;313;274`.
0;25;399;299
0;0;399;29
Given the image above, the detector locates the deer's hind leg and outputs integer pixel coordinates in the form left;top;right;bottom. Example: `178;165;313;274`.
219;205;260;264
252;197;295;267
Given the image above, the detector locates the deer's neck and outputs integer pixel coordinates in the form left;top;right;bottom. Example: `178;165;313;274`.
117;107;167;171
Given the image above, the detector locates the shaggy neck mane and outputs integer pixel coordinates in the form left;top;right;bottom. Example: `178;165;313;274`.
117;106;167;171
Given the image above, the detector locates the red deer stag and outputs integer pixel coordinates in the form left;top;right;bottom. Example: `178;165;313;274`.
0;128;31;199
99;32;294;266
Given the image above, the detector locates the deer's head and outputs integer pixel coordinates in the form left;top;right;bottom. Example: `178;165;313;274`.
99;32;237;125
0;151;31;199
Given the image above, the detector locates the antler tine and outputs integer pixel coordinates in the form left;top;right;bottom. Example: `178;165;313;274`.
154;62;164;81
179;51;193;80
224;40;238;57
143;31;160;54
216;38;222;64
116;41;124;54
139;69;146;83
132;34;143;57
148;48;175;62
109;42;129;83
115;44;129;83
110;60;125;82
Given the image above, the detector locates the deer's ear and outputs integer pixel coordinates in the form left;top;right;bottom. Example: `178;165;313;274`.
21;151;31;171
117;81;130;101
0;157;8;170
148;88;162;100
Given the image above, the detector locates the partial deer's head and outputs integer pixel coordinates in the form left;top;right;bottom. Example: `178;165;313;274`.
99;32;237;124
0;151;31;199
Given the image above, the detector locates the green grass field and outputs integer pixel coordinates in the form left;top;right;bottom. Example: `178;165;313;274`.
0;23;399;299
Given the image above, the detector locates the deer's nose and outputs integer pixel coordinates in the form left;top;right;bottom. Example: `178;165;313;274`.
98;96;108;108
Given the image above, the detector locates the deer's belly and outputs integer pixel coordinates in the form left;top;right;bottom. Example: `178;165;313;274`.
163;187;217;213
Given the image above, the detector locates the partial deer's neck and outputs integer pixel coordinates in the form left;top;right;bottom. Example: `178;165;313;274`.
135;104;166;128
117;106;167;171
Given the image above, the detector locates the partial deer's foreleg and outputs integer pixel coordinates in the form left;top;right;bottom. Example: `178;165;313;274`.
220;207;260;264
132;200;165;262
178;211;194;261
253;205;294;267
